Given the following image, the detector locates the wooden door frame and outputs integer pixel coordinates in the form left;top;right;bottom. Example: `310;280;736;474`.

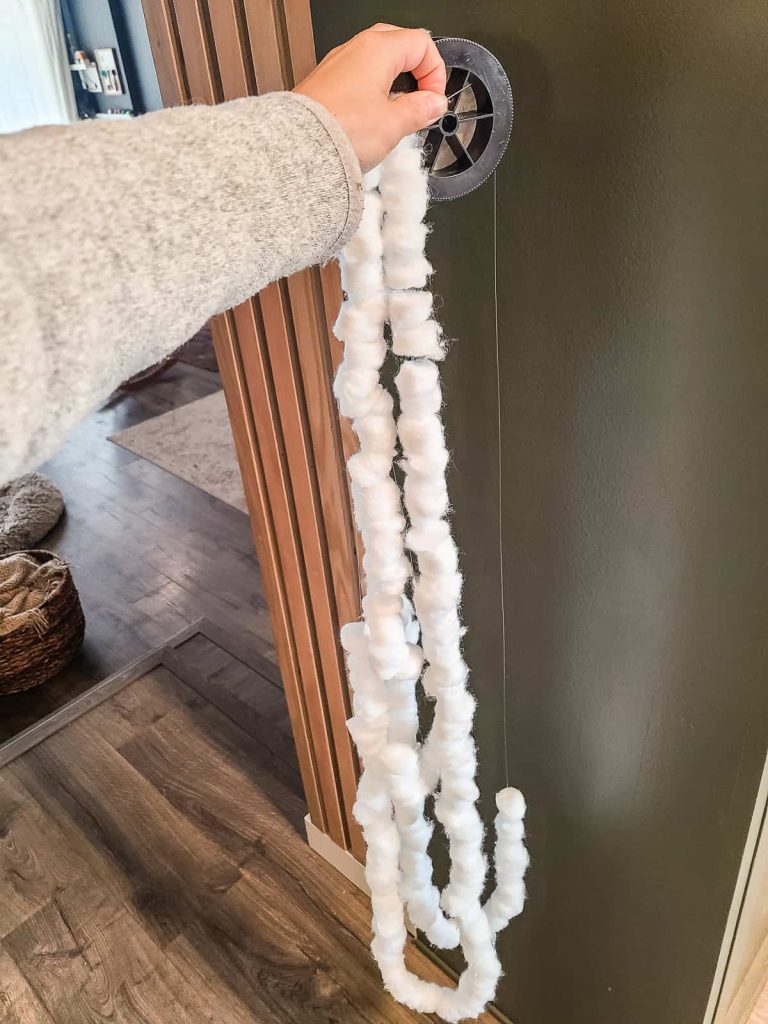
140;0;363;858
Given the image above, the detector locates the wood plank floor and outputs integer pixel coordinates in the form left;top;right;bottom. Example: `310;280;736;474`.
0;363;275;745
0;637;462;1024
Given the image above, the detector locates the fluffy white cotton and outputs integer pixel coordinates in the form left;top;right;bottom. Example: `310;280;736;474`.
334;136;528;1023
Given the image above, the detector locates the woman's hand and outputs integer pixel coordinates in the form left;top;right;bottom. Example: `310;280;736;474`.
294;24;447;172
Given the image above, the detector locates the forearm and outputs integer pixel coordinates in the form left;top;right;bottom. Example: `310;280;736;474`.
0;92;362;485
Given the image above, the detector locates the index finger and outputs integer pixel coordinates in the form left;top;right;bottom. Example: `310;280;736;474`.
380;28;447;96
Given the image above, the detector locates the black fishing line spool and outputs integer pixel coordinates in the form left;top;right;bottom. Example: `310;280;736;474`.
394;36;513;201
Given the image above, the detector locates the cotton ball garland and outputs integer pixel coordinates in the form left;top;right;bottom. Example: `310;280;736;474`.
334;137;528;1022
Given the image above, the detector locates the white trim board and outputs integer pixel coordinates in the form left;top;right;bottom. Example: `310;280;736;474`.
305;814;369;894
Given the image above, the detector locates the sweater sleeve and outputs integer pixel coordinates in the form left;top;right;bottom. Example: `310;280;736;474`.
0;92;362;486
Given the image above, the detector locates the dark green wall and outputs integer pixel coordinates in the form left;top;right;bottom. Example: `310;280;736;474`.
312;4;768;1021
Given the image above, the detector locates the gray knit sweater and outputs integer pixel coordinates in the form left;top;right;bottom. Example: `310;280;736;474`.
0;92;363;486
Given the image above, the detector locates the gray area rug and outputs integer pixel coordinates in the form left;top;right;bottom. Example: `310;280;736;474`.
110;391;248;514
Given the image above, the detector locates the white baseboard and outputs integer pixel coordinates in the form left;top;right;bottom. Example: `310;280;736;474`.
305;815;370;894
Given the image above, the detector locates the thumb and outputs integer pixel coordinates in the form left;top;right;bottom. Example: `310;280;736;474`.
391;89;448;138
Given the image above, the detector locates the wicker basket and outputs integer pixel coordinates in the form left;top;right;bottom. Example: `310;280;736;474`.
0;550;85;695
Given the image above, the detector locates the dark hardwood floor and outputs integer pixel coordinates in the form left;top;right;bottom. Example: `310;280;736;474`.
0;626;451;1024
0;363;275;745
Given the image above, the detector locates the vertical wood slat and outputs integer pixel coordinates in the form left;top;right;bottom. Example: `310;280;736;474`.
139;0;363;855
140;0;186;105
172;0;218;103
282;0;317;82
241;0;284;94
206;0;255;98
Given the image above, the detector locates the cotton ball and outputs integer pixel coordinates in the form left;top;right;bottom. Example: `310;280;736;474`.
389;289;433;328
334;368;382;418
334;298;386;344
356;476;400;521
395;356;438;395
439;688;475;723
346;719;384;756
396;643;424;682
392;321;445;360
362;166;381;190
380;139;424;178
425;915;461;951
399;386;442;419
382;220;428;258
361;591;399;617
397;414;445;457
343;338;388;372
406;517;450;554
339;620;366;653
354;412;396;454
417;536;459;574
353;795;380;829
362;552;409;588
403;475;449;519
366;611;406;649
380;741;419;781
372;892;407;939
367;387;395;418
497;818;526;844
341;258;383;301
436;803;484;845
497;787;526;822
348;451;393;489
384;254;433;291
356;770;389;812
380;143;427;197
416;570;463;610
379;962;447;1015
496;843;531;875
338;367;379;403
438;774;479;805
343;191;383;259
403;449;449;479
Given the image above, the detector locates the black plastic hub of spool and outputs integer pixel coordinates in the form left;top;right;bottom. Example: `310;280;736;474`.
394;37;514;201
439;111;460;136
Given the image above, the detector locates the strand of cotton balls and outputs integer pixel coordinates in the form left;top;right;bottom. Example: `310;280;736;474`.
334;136;529;1023
334;164;454;960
